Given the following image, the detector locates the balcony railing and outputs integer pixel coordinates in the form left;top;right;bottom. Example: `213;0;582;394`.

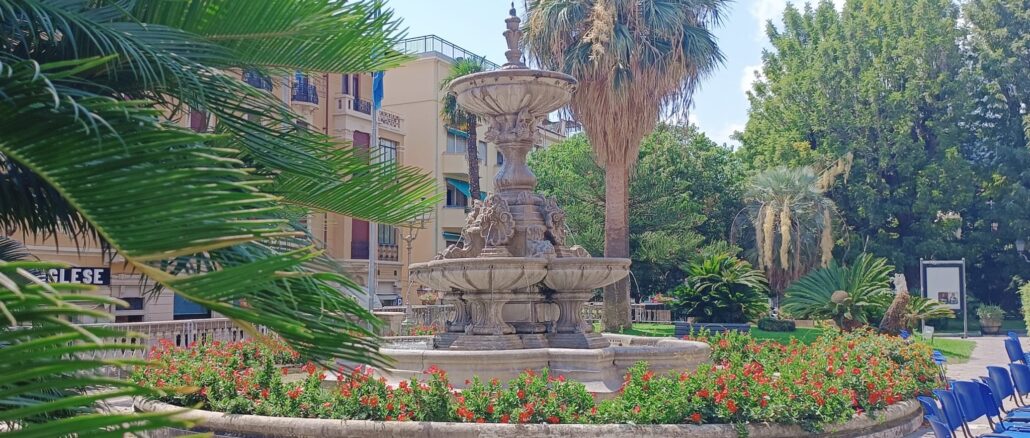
378;244;399;262
291;83;318;104
350;241;400;261
395;35;500;70
352;97;372;114
379;111;402;130
243;70;273;92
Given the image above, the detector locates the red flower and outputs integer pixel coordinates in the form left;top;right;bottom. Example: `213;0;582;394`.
500;414;511;423
726;400;738;414
547;415;560;424
852;368;861;376
517;389;525;399
697;389;710;398
486;404;495;414
260;388;269;399
690;412;702;424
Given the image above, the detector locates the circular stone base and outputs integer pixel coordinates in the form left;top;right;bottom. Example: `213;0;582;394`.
371;334;710;398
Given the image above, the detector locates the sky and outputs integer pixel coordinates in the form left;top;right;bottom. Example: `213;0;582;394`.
384;0;843;148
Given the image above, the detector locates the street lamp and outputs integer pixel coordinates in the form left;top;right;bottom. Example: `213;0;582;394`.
400;202;432;331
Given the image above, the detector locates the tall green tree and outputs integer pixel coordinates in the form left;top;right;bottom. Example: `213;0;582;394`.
525;0;729;330
962;0;1030;306
0;0;435;433
441;58;487;200
530;125;744;297
739;0;980;284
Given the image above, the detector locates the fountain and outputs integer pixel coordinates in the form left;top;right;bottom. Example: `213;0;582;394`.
381;5;709;395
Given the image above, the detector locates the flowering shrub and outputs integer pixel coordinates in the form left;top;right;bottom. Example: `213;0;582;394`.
407;324;442;336
135;329;937;431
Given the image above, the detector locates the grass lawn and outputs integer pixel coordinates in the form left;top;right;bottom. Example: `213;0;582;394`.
595;323;976;361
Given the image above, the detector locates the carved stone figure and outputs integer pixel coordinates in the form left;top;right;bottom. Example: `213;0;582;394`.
438;195;515;260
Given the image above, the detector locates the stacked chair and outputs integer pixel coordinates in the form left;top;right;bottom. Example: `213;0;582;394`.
923;333;1030;437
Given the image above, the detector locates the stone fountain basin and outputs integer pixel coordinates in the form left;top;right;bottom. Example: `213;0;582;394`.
542;257;632;292
409;258;548;292
448;70;577;117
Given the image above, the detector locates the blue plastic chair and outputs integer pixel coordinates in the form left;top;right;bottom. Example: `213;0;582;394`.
1010;332;1021;342
923;396;947;421
1006;338;1029;365
937;389;974;438
977;378;1030;423
1012;364;1030;404
956;381;1030;433
988;366;1030;416
928;415;955;438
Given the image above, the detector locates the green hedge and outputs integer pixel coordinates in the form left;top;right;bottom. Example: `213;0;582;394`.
757;317;796;332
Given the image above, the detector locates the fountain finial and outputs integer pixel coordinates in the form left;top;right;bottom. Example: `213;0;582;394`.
502;2;527;69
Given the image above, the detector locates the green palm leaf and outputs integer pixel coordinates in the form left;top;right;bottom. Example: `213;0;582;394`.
0;261;196;436
782;254;893;326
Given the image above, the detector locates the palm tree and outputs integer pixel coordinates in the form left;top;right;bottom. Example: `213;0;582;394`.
781;254;894;330
441;58;488;202
733;158;849;305
525;0;728;331
0;0;435;434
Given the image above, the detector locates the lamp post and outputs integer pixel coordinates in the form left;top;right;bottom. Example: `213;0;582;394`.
400;204;431;332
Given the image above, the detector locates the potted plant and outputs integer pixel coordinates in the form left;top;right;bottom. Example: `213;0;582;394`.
418;290;439;305
977;304;1004;335
669;254;770;335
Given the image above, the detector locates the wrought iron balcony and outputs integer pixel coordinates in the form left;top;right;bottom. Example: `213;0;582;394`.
291;83;318;105
243;70;273;92
352;97;372;115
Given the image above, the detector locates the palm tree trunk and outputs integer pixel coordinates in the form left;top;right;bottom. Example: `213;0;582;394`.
466;117;481;202
602;162;632;331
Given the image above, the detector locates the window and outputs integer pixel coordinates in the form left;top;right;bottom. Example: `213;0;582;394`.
379;138;398;166
446;181;469;207
341;74;350;95
115;315;144;323
446;132;467;154
378;224;397;246
477;141;488;165
117;297;145;310
189;109;208;132
496;150;504;166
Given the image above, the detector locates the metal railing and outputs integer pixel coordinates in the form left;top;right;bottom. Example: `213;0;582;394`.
243;70;274;92
395;35;500;70
582;303;673;324
291;83;318;104
352;97;372;114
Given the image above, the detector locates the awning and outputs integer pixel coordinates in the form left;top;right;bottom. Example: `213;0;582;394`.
447;127;469;138
442;231;462;242
445;178;486;200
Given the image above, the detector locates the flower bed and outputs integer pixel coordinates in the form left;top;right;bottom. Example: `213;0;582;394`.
133;329;938;433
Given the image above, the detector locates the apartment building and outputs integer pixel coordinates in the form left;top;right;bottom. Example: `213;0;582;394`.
10;34;571;321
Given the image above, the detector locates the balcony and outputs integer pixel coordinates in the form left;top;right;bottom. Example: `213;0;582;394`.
350;241;400;262
332;95;405;134
243;70;273;92
442;152;468;174
292;83;319;105
395;35;500;70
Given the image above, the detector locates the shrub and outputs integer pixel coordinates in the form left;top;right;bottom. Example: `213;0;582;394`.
668;254;770;323
781;254;893;330
977;304;1004;321
903;296;954;329
135;331;938;432
757;317;796;332
1021;283;1030;331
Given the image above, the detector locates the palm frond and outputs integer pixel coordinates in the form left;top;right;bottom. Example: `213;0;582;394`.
0;261;195;435
0;57;385;365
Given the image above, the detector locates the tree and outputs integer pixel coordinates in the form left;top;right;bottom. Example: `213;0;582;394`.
962;0;1030;308
441;58;487;199
0;0;435;433
738;0;981;286
530;124;744;297
525;0;729;330
734;162;847;303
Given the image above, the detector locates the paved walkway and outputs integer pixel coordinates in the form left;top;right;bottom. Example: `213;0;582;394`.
905;336;1011;438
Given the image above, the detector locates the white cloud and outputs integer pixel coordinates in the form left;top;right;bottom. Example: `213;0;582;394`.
740;64;764;93
713;122;746;149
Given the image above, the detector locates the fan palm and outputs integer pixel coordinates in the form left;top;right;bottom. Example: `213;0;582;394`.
903;296;955;329
734;161;848;304
441;58;488;200
525;0;728;331
781;254;894;330
0;0;435;433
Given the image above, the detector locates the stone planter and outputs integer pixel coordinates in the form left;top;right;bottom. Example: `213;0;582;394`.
980;319;1002;335
674;322;751;337
135;398;921;438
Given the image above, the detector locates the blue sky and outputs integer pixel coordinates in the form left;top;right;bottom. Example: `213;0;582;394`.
384;0;842;147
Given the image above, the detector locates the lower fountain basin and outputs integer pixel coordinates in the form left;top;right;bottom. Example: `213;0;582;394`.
373;333;710;398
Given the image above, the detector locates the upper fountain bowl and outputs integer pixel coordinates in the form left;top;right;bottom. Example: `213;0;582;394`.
448;70;577;118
